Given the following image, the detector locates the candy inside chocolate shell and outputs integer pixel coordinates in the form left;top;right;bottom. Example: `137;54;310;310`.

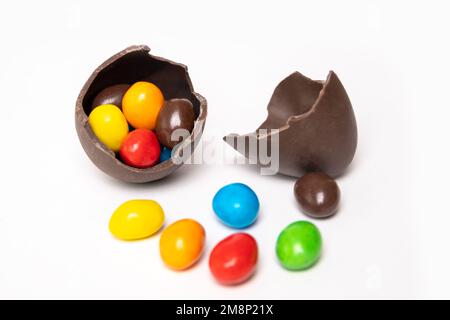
91;84;130;112
75;45;207;183
156;98;196;149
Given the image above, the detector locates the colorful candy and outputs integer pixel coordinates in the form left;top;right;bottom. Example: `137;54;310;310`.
106;176;328;282
212;183;259;229
209;233;258;285
156;98;195;148
159;219;205;270
86;82;201;170
88;104;129;151
159;147;172;163
294;172;340;218
109;200;165;240
276;221;322;270
94;78;332;282
122;81;164;130
119;129;160;168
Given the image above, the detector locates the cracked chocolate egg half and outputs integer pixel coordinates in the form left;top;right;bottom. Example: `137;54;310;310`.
224;71;357;178
75;45;207;183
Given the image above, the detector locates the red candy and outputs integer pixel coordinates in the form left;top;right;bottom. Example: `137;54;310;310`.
209;233;258;285
119;129;160;168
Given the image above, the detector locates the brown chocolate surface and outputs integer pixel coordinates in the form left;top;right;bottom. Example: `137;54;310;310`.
91;84;130;111
75;45;207;183
294;172;340;218
156;98;195;149
224;71;357;178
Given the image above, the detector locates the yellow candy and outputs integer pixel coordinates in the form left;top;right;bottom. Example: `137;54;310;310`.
88;104;129;151
109;200;165;240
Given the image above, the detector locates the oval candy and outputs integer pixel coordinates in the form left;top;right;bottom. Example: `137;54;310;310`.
120;129;161;168
276;221;322;270
88;104;129;152
159;219;205;270
212;183;259;229
209;233;258;285
109;200;165;240
122;81;164;130
156;98;195;149
294;172;340;218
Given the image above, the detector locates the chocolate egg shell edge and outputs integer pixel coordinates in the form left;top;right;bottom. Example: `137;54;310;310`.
75;45;207;183
223;71;357;178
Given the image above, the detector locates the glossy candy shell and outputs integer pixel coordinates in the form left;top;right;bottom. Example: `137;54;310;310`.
88;104;128;152
212;183;259;229
294;172;340;218
156;98;195;148
209;233;258;285
120;129;161;168
109;200;165;240
159;219;205;270
276;221;322;270
122;81;164;130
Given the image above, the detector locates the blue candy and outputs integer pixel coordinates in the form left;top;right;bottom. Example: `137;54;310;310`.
212;183;259;229
159;147;172;163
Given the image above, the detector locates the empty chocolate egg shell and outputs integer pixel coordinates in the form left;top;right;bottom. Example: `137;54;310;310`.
224;71;357;178
75;45;207;183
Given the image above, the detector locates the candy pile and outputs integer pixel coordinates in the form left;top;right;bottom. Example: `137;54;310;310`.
88;82;195;167
109;176;339;285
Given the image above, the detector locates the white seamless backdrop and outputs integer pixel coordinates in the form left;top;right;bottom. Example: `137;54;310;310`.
0;0;448;299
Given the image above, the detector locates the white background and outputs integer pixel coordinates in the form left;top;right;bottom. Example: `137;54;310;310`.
0;0;449;299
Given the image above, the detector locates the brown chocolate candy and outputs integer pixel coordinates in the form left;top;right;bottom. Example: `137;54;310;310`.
75;45;207;183
156;98;195;149
91;84;130;111
294;172;340;218
224;71;357;178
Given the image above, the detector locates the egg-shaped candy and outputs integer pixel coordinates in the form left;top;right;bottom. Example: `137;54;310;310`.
119;129;160;168
276;221;322;270
294;172;340;218
122;81;164;130
212;183;259;229
209;233;258;285
91;84;130;111
156;99;195;149
159;219;205;270
88;104;129;151
109;200;165;240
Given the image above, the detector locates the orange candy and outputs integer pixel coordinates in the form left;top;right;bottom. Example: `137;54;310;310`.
122;81;164;130
159;219;205;270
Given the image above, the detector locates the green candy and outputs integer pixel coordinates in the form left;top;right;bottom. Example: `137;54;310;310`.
276;221;322;270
